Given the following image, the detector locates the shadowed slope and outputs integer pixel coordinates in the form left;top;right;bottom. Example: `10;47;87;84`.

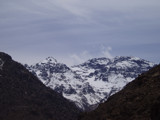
79;64;160;120
0;52;80;120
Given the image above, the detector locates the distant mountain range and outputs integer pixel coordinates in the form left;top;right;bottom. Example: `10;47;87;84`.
25;56;155;111
0;52;80;120
1;52;159;120
79;64;160;120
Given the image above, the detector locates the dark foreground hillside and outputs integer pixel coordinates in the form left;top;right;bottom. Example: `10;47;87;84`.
0;52;80;120
79;64;160;120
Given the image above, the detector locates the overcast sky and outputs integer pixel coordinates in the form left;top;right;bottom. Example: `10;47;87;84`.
0;0;160;66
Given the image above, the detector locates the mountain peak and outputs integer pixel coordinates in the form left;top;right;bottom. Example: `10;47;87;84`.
26;55;155;111
41;56;57;64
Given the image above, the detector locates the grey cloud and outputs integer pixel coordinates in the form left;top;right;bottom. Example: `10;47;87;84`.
0;0;160;65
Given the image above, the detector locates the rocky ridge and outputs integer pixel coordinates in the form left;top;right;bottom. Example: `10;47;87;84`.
26;56;155;110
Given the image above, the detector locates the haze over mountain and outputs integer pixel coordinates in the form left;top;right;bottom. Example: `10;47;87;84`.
79;64;160;120
26;56;155;111
0;52;80;120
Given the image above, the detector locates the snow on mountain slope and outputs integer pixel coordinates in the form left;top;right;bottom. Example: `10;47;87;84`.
72;56;155;103
25;57;89;109
25;56;155;111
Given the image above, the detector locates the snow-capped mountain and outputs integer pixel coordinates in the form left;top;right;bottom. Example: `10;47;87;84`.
25;56;155;111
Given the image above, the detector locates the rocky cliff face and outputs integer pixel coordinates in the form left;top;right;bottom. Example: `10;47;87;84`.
0;52;80;120
26;56;155;111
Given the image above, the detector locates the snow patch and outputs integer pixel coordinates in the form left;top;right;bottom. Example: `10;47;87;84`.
130;57;141;61
116;61;138;68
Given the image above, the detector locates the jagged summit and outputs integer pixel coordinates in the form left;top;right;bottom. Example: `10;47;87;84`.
26;56;155;111
75;57;111;68
75;56;154;69
41;56;57;64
